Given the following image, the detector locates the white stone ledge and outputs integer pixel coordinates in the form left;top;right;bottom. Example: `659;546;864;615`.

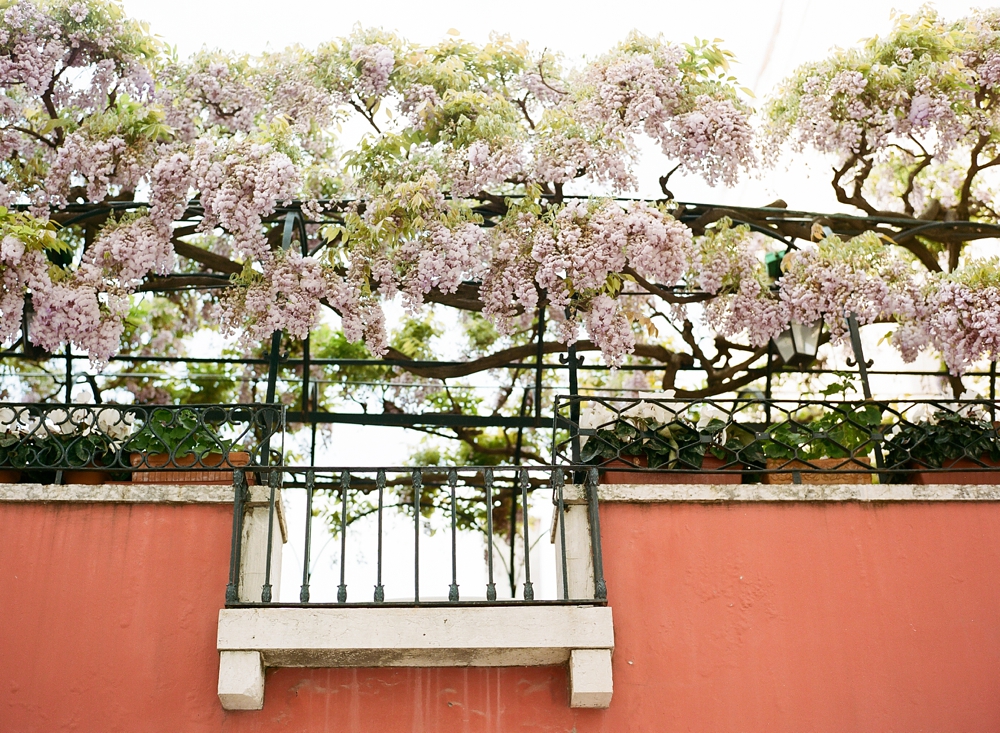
0;483;286;542
563;483;1000;504
0;482;282;504
217;606;614;709
218;606;613;667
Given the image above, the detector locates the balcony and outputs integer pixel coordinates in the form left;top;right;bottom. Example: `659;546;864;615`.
218;464;612;710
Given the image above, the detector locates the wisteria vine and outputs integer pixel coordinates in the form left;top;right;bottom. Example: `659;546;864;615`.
1;0;999;380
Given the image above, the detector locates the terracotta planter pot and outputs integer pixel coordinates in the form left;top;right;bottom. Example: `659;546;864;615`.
0;469;22;483
602;454;742;485
63;468;111;484
130;452;255;485
764;457;872;485
909;456;1000;485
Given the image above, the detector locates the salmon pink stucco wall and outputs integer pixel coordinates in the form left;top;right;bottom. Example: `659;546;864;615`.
599;501;1000;732
0;501;580;733
3;499;1000;732
1;501;235;731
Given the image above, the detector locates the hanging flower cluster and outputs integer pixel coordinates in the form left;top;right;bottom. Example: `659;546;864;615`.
331;173;486;312
693;221;1000;375
191;135;300;260
577;34;756;186
778;231;922;340
220;249;332;346
29;278;130;364
693;220;789;347
480;197;693;365
160;53;265;136
693;224;922;350
917;259;1000;375
0;0;160;209
0;209;57;343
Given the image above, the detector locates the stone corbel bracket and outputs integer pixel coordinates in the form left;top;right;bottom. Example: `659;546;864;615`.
217;605;614;710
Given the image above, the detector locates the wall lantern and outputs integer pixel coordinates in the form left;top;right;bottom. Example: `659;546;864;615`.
772;319;822;368
765;251;785;281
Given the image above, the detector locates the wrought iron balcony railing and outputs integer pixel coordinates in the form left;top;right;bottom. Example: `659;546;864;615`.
226;465;607;608
0;403;605;608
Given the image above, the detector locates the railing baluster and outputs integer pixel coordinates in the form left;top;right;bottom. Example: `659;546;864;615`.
508;478;517;598
375;469;385;603
520;468;533;601
299;470;314;603
485;468;496;602
449;469;459;602
225;468;246;605
413;469;422;602
337;470;349;603
555;468;569;601
586;467;607;601
261;469;278;603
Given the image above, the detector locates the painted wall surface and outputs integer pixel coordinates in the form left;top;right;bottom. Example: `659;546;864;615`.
599;501;1000;732
1;502;235;732
3;500;1000;732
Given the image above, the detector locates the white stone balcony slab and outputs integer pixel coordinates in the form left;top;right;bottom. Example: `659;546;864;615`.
217;605;614;710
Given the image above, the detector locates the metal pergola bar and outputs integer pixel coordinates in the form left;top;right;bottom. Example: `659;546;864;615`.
6;348;997;377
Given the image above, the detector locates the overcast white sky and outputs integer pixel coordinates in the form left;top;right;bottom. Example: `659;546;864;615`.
122;0;979;95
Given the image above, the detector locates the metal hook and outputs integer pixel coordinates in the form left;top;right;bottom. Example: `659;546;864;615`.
558;352;584;366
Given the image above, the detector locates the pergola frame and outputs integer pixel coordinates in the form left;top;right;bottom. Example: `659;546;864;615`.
4;198;999;465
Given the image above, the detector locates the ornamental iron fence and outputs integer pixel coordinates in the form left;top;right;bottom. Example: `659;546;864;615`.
553;395;1000;483
0;403;283;480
